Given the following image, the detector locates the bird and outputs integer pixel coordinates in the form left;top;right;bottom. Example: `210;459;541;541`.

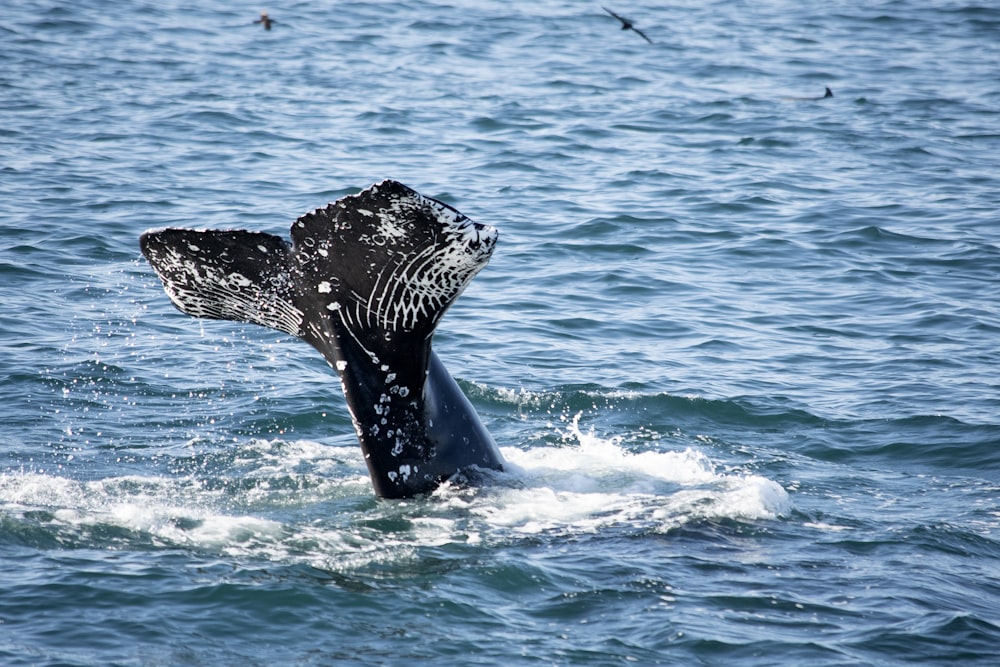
602;6;653;44
784;87;834;101
253;11;277;30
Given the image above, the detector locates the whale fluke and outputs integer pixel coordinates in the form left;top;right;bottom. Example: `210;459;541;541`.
140;180;504;498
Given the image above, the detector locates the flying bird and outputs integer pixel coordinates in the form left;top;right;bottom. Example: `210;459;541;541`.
254;11;277;30
602;6;653;44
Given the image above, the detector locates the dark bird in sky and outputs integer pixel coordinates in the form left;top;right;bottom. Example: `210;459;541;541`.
602;6;653;44
254;11;276;30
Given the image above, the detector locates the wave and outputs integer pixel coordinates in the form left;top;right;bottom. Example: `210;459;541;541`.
801;414;1000;475
471;384;1000;476
0;420;790;573
476;382;821;422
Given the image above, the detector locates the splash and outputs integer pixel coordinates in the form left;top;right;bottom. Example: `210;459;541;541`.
0;426;790;571
447;413;791;535
0;470;285;552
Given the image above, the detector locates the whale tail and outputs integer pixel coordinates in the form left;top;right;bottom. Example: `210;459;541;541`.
140;180;497;369
140;181;502;498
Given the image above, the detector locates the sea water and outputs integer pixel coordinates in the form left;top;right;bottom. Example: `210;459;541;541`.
1;1;999;665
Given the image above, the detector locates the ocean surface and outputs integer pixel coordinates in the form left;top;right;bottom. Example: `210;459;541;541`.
2;1;999;664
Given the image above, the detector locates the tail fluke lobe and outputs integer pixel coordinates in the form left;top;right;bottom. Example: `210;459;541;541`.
139;228;303;337
291;180;496;339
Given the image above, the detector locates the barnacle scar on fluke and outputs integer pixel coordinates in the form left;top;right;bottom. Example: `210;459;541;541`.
139;180;505;498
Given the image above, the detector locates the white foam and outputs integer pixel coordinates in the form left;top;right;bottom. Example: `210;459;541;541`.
0;471;284;550
453;415;791;535
0;429;790;569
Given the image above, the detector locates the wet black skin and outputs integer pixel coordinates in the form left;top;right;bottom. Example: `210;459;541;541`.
140;181;504;498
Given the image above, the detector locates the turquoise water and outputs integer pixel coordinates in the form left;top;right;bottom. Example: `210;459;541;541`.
2;1;1000;664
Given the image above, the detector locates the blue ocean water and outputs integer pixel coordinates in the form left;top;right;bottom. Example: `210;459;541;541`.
2;0;999;664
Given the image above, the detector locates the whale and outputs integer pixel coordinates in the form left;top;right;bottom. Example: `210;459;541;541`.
139;180;505;498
